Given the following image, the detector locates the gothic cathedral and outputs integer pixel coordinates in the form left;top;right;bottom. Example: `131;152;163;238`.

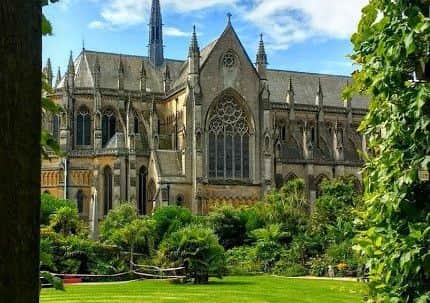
41;0;368;234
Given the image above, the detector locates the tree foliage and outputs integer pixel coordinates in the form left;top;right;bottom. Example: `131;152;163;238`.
346;1;430;301
99;203;138;242
158;224;225;284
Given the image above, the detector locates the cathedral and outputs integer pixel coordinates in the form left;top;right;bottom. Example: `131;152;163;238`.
41;0;368;232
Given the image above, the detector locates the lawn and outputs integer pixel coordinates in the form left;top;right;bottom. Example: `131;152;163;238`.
40;275;365;303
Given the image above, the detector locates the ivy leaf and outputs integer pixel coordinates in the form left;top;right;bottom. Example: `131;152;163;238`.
404;32;416;55
42;14;53;36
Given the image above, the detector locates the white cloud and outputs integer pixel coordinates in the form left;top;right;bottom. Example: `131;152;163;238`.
164;26;190;37
92;0;367;50
242;0;368;50
88;20;107;30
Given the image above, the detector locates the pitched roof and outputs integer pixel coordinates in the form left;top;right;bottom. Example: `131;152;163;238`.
267;69;368;109
57;50;185;93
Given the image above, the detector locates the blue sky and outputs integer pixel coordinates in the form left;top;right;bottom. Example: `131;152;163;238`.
43;0;368;77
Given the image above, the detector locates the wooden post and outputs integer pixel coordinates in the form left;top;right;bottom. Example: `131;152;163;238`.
0;1;41;302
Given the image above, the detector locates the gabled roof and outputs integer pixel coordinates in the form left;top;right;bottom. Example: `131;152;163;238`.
267;69;368;109
57;50;185;93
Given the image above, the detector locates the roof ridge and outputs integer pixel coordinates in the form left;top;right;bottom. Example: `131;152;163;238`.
267;68;352;78
83;50;185;63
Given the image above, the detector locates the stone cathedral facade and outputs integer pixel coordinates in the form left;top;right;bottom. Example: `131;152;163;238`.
41;0;368;230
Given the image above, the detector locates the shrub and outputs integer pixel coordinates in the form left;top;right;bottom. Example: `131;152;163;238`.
99;202;138;242
158;224;225;284
152;206;192;241
208;205;248;249
49;206;83;236
225;246;260;275
272;261;308;277
40;193;76;226
308;256;329;277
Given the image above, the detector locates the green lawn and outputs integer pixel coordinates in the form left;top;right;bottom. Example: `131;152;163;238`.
40;276;365;303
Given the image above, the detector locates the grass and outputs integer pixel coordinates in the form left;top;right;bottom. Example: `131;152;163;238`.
40;275;365;303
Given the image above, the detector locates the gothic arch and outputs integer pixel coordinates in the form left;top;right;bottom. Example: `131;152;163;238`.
76;190;84;214
205;89;255;181
76;105;91;146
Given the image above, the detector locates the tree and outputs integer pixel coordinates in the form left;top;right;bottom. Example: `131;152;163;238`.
152;206;192;242
346;1;430;301
208;205;248;249
49;206;82;236
159;225;225;284
40;193;76;226
110;218;156;268
99;202;138;242
0;1;42;301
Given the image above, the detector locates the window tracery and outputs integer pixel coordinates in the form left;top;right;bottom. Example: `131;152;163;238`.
77;107;91;146
208;95;250;179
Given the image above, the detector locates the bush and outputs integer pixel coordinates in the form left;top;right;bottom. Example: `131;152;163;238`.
308;256;329;277
208;205;248;249
41;193;76;226
225;246;260;275
49;206;83;236
99;202;138;242
152;206;192;241
158;224;225;284
272;261;308;277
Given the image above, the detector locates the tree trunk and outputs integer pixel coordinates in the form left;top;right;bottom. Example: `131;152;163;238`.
0;1;41;302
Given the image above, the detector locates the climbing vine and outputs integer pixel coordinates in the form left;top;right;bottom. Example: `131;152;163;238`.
345;0;430;301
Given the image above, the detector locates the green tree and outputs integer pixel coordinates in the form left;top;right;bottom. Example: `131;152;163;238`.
208;204;248;249
159;224;225;284
346;1;430;301
49;206;82;236
110;218;156;268
152;206;192;241
99;202;138;242
40;193;76;225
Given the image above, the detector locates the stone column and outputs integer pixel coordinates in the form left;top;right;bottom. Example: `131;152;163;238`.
113;159;121;206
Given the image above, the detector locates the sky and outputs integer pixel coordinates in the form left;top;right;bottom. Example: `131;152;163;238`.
42;0;369;78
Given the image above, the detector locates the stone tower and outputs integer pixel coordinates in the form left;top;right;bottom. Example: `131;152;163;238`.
149;0;164;67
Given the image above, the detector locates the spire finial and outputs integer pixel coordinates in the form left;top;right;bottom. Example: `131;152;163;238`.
256;33;267;65
188;24;200;57
55;66;62;87
67;51;75;74
227;12;232;24
149;0;164;67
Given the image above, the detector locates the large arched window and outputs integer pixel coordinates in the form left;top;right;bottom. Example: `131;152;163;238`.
76;107;91;146
103;166;112;215
208;95;251;180
102;110;116;147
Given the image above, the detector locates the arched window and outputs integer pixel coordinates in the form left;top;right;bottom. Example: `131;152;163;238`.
52;114;60;140
138;166;147;215
176;194;184;207
102;110;116;147
134;116;139;134
76;107;91;146
208;95;251;180
103;166;112;215
76;190;84;214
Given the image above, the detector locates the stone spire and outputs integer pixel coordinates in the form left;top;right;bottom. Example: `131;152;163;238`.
256;33;267;79
316;78;323;106
286;76;294;104
93;56;101;89
163;63;171;93
55;67;61;88
149;0;164;67
44;58;53;88
118;55;124;91
140;60;147;93
188;25;200;75
66;51;75;91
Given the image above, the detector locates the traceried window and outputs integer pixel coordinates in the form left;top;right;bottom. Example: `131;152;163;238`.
76;107;91;146
102;110;116;147
223;51;235;68
208;95;250;180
